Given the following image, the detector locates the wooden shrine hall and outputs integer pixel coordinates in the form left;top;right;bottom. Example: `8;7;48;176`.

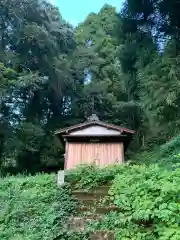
55;114;135;170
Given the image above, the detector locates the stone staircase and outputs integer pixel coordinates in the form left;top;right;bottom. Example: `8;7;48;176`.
68;185;118;240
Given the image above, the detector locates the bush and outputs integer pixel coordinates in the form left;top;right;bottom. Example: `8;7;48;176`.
156;135;180;169
160;136;180;157
65;163;133;189
0;174;77;240
129;135;180;169
105;165;180;239
2;161;180;239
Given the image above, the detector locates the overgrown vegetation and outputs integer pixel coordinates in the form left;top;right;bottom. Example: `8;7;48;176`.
1;0;180;239
65;161;180;239
1;135;180;239
65;164;131;189
0;174;79;240
84;164;180;239
130;135;180;170
64;136;180;238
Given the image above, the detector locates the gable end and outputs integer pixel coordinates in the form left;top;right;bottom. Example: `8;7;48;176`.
69;125;122;136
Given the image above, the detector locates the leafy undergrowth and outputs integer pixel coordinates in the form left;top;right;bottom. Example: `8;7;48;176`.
65;163;133;190
86;164;180;239
0;174;81;240
130;135;180;169
1;135;180;240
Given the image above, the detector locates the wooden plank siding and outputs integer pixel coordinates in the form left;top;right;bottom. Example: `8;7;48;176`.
65;142;124;169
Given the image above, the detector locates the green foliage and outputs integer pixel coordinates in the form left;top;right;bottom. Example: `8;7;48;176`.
85;165;180;239
1;0;180;173
65;164;130;189
109;165;180;239
89;212;155;239
139;54;180;137
74;5;125;121
1;122;63;173
131;135;180;168
2;1;180;238
0;0;76;173
156;136;180;169
2;160;180;239
121;0;180;147
122;0;180;43
161;136;180;157
0;174;77;240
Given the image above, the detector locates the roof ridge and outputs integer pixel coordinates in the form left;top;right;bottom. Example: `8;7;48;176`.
55;120;135;135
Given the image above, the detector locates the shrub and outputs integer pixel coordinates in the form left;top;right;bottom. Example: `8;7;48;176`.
130;135;180;169
156;135;180;169
65;163;133;189
106;165;180;239
160;136;180;157
0;174;77;240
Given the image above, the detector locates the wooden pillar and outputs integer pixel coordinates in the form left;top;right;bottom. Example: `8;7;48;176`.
64;140;69;170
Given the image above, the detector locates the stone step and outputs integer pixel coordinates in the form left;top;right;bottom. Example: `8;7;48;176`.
72;185;110;194
73;194;107;202
75;198;98;207
77;205;120;214
90;231;115;240
68;216;102;231
92;185;111;192
72;188;108;192
96;206;120;214
67;229;114;240
71;183;111;189
76;206;92;213
72;190;109;201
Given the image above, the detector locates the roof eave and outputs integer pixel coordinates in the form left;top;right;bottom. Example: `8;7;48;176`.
54;121;135;135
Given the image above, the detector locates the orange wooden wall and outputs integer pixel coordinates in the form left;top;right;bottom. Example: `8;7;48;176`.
65;142;124;169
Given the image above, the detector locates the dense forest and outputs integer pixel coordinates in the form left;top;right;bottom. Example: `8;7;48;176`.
1;1;180;239
1;0;180;173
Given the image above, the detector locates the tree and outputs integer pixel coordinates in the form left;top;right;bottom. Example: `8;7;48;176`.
73;5;126;123
121;0;180;145
0;0;76;173
121;0;180;52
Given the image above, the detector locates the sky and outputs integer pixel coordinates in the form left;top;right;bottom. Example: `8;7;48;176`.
50;0;123;26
